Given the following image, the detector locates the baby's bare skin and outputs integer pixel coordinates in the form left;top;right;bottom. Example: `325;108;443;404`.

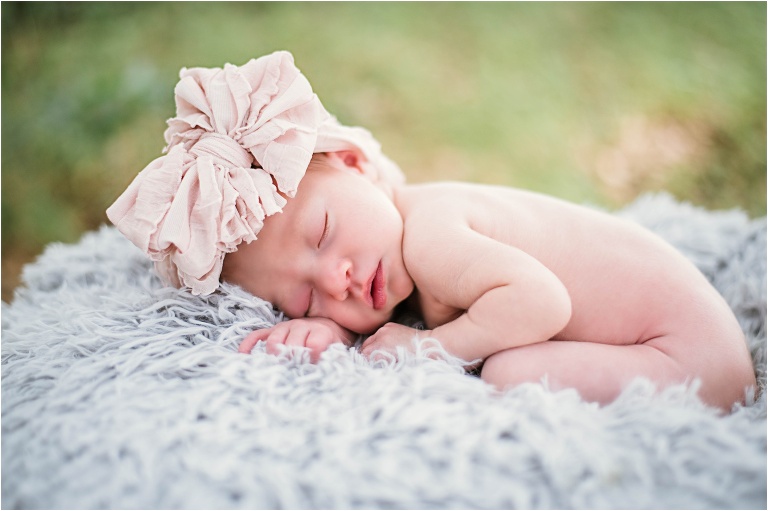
384;182;755;409
229;154;755;410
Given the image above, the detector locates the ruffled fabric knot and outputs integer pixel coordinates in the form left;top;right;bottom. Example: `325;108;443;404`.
188;132;254;170
107;51;406;296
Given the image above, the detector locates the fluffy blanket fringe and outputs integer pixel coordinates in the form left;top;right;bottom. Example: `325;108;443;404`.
2;193;766;508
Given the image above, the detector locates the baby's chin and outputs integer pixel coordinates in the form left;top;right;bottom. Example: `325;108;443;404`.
346;313;393;336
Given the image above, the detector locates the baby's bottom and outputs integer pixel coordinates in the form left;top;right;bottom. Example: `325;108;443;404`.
480;336;756;411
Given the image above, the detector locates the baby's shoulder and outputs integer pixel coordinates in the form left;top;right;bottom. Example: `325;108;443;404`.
395;183;492;282
395;183;471;238
394;181;497;223
394;181;530;242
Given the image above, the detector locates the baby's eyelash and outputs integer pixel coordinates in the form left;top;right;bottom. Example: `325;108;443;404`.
318;212;329;248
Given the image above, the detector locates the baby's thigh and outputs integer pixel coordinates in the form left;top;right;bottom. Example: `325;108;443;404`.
480;340;689;407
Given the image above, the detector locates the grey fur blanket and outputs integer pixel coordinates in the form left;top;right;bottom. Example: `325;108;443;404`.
2;193;766;509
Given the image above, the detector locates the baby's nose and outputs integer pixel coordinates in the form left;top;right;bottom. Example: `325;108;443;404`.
321;259;352;301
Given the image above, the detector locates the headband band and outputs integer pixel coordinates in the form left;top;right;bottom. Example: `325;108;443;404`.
106;51;403;295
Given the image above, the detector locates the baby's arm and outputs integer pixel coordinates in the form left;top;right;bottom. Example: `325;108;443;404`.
363;224;572;362
239;318;357;363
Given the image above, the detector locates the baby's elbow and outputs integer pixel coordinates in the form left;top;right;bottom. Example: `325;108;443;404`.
544;280;572;338
553;287;572;335
509;278;571;343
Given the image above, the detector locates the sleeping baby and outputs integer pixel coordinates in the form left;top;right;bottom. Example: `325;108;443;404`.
107;51;756;411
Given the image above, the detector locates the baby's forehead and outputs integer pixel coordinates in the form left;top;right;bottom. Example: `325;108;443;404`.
263;162;390;241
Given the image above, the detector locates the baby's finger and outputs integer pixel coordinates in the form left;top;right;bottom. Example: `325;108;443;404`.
360;336;397;363
238;328;272;354
265;327;290;355
359;335;379;357
362;343;395;364
283;325;311;348
306;330;334;363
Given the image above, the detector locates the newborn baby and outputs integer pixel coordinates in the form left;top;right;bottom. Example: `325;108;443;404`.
224;151;756;410
107;51;755;412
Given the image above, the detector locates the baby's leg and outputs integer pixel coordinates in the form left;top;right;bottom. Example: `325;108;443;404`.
480;338;755;410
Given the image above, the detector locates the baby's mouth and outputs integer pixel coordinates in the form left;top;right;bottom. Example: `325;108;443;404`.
370;260;386;310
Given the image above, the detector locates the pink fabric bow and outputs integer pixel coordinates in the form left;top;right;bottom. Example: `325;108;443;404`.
107;51;403;295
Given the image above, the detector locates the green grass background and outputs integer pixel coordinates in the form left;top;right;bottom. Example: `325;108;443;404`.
2;2;765;301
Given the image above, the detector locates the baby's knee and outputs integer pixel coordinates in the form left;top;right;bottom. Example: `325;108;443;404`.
479;345;552;390
479;352;509;388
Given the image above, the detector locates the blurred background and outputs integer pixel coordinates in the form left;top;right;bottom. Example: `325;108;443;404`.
2;2;765;302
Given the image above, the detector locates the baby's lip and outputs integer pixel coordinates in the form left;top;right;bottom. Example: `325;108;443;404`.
364;265;376;308
371;260;386;310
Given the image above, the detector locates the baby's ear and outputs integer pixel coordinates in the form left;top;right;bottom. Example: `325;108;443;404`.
328;150;365;174
326;149;395;200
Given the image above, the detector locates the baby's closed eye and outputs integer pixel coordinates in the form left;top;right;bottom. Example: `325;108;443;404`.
299;211;330;317
317;212;329;248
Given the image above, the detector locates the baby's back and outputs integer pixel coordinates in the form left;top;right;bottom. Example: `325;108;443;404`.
398;182;743;348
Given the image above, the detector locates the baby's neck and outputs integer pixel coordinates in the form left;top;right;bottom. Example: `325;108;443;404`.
391;183;416;217
389;287;424;327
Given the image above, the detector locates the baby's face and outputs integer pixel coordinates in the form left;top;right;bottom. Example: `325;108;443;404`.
222;155;414;334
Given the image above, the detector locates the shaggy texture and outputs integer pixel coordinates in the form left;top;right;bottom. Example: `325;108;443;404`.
2;193;766;509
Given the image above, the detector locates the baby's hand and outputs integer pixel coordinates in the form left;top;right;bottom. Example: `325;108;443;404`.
238;318;356;363
359;322;430;359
